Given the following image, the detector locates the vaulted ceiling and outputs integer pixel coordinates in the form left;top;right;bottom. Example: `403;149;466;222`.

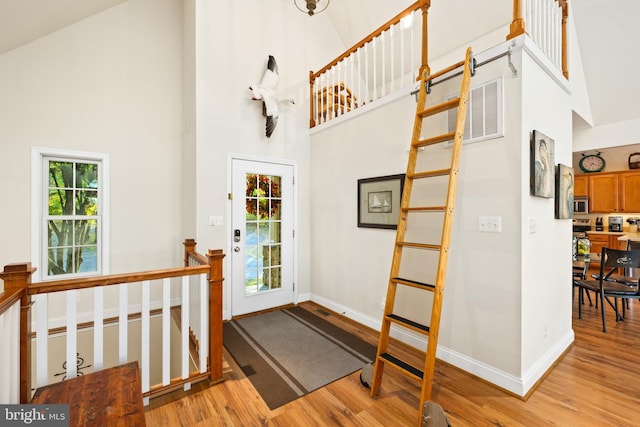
0;0;637;128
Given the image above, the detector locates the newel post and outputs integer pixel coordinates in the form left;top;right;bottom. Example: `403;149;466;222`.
183;238;197;267
206;249;225;381
0;263;36;403
418;0;431;78
507;0;526;40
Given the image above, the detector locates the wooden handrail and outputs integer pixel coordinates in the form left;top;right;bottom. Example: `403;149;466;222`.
0;288;23;316
28;265;209;295
309;0;430;128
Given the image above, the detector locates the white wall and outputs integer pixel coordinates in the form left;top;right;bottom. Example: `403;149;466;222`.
309;38;574;396
0;0;185;276
190;0;348;317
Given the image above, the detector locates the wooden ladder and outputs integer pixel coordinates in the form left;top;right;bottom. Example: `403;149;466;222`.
369;47;475;423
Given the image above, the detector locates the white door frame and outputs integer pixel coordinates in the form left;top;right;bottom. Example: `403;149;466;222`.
226;153;298;319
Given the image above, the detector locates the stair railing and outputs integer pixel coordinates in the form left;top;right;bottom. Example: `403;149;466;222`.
309;0;430;128
309;0;569;129
0;240;224;405
508;0;568;78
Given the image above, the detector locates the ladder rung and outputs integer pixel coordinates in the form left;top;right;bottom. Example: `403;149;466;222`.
391;277;435;290
417;98;459;118
379;353;424;380
402;206;446;212
414;132;456;148
408;168;451;180
424;59;466;83
386;314;430;335
397;242;441;250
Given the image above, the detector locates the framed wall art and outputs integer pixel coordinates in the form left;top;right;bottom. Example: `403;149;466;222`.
555;163;574;219
357;174;405;229
530;130;555;198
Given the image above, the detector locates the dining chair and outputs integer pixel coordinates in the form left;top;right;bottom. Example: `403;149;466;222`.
574;246;640;332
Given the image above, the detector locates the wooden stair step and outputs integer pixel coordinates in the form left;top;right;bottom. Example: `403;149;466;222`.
391;277;435;290
379;353;423;380
417;98;460;118
386;313;430;335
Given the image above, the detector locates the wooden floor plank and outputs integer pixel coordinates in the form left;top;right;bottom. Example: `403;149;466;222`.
145;299;640;426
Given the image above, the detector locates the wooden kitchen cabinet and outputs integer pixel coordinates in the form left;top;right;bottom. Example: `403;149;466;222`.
588;173;619;212
574;175;588;197
619;172;640;212
586;233;610;255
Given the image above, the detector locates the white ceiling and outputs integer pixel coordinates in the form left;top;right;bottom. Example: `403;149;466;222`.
0;0;637;128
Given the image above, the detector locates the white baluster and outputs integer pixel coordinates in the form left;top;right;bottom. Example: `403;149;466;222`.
118;284;127;364
381;30;386;97
181;275;190;390
372;38;377;100
410;11;415;81
141;280;150;397
199;274;208;372
365;43;370;103
35;294;48;387
93;287;103;370
66;290;77;379
357;49;362;106
390;24;395;93
162;278;170;386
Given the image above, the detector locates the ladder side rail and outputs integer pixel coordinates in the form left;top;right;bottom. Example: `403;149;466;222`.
371;64;430;398
419;47;474;410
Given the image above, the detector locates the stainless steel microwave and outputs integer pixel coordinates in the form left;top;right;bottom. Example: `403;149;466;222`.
573;197;589;214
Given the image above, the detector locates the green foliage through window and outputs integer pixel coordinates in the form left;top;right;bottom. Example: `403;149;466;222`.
46;160;100;276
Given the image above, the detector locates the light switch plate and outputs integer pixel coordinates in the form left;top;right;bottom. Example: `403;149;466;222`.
209;216;223;226
479;216;502;233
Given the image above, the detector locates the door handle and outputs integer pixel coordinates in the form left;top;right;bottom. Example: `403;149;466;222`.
234;246;241;253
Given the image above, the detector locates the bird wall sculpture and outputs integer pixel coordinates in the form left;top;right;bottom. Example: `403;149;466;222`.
249;55;294;138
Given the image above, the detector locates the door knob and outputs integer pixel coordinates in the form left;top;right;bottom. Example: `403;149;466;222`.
234;246;241;252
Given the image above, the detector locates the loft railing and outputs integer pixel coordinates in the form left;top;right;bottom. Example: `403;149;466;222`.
309;0;568;128
508;0;568;78
0;239;224;405
309;0;429;128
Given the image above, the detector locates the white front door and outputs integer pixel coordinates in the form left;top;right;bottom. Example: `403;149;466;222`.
231;159;295;316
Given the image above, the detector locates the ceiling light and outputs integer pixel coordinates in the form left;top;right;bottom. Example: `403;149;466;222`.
294;0;329;16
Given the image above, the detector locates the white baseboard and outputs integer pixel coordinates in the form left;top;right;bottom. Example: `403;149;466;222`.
308;293;574;397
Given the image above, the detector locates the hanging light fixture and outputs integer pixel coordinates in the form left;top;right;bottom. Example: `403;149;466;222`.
294;0;330;16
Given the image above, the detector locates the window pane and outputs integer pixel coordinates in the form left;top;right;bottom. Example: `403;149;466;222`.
269;175;281;197
76;246;97;273
246;174;257;197
48;189;72;215
48;246;72;276
49;161;73;188
76;163;98;189
48;220;72;247
75;220;97;245
75;190;98;215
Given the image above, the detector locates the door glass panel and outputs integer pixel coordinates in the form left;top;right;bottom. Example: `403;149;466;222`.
245;173;283;295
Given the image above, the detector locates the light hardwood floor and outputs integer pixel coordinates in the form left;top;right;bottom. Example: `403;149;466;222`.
145;297;640;426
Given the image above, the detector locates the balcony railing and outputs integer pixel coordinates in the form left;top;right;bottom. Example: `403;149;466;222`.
309;0;568;128
0;239;224;405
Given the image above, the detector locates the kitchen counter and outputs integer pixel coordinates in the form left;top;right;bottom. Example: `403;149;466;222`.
618;232;640;242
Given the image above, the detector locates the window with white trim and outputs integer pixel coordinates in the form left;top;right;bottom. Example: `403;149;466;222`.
33;149;109;280
446;76;503;145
